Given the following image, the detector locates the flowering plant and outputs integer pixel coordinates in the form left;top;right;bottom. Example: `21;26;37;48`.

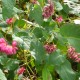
0;0;80;80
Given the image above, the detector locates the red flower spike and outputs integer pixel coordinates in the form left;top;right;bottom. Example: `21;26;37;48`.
67;46;80;63
0;38;6;43
56;16;63;23
6;18;13;24
0;38;18;55
44;43;57;53
12;41;17;47
17;67;25;75
42;3;54;19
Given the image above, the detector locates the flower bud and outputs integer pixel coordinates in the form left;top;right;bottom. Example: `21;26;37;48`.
67;46;80;63
44;43;56;53
17;67;25;75
42;3;54;19
6;18;13;24
0;38;18;55
56;16;63;23
12;41;17;47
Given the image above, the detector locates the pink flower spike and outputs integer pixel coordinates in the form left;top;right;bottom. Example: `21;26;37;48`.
0;43;7;52
42;3;54;19
12;41;17;47
6;18;13;24
4;45;13;55
0;38;18;55
67;46;80;63
44;43;56;54
56;16;63;23
0;38;7;52
17;67;25;75
4;45;18;55
0;38;6;44
12;46;18;54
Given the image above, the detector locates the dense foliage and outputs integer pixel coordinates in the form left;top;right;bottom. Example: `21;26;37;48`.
0;0;80;80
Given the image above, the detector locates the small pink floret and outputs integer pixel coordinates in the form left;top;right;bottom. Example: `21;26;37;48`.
6;18;13;24
67;46;80;63
56;16;63;23
44;43;56;53
0;38;6;43
42;3;54;19
0;38;18;55
12;41;17;47
17;67;25;75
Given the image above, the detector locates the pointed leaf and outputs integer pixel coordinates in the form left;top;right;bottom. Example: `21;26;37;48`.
60;23;80;38
29;5;43;25
0;69;7;80
42;66;52;80
56;60;76;80
30;41;46;64
2;0;15;20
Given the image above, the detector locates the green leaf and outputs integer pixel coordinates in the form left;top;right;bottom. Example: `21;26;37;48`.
4;59;19;70
60;23;80;52
42;66;52;80
55;33;67;45
0;14;3;21
13;25;20;34
48;50;66;66
0;32;4;37
13;7;23;14
68;38;80;52
0;55;19;70
16;31;28;38
37;0;44;7
13;35;30;49
30;41;46;64
62;4;70;14
33;27;43;38
42;21;56;31
54;1;63;11
0;69;7;80
29;5;43;25
46;50;76;80
2;0;15;20
60;23;80;38
0;21;7;27
56;60;76;80
17;19;26;28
